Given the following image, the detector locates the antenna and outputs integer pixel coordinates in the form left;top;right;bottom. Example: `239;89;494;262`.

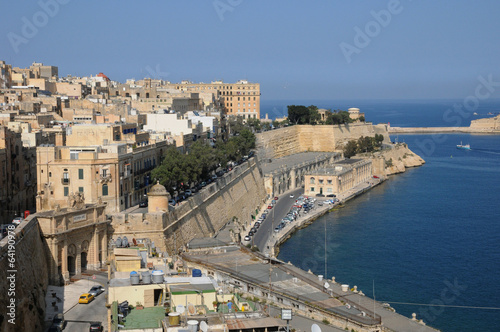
311;323;322;332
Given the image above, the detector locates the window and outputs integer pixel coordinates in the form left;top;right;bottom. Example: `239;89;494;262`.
327;188;333;193
310;177;315;184
64;187;69;196
327;179;332;184
102;184;108;196
78;169;84;179
70;151;79;160
319;179;324;184
78;187;84;193
311;187;315;192
63;172;69;184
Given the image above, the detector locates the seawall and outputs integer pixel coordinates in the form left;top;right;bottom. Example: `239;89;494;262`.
0;217;49;332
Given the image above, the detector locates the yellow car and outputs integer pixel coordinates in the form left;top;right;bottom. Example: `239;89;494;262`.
78;293;95;304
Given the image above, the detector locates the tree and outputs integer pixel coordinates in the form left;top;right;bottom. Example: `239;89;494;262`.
343;140;358;158
308;105;321;124
287;105;310;124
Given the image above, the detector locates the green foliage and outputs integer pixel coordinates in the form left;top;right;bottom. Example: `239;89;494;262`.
385;158;393;167
343;135;383;158
325;110;352;125
152;129;256;194
343;140;358;158
322;318;330;325
359;115;365;122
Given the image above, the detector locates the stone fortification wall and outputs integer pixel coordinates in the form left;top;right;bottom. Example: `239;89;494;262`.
256;123;390;160
470;114;500;131
110;159;267;253
0;217;49;332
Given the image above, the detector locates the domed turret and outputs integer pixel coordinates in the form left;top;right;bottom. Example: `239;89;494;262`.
147;181;171;212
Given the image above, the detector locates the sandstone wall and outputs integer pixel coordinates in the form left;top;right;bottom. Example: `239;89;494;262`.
110;158;267;253
0;217;49;332
256;123;390;160
470;114;500;131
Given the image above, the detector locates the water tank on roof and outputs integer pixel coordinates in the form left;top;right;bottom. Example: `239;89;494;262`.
192;269;202;277
141;271;151;284
152;270;164;284
122;236;129;247
130;271;140;285
115;237;122;247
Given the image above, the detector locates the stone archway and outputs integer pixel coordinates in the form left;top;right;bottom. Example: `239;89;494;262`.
81;240;89;271
67;244;76;275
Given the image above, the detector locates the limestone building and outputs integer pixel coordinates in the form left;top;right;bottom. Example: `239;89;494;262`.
37;201;108;285
304;159;372;197
36;123;170;213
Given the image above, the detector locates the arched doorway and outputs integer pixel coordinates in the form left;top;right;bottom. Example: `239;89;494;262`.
81;252;88;271
81;240;89;271
67;244;76;275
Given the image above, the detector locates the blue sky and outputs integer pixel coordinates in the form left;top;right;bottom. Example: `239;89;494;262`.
1;0;500;100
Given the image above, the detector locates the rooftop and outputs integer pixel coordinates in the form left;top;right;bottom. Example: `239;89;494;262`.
260;152;339;174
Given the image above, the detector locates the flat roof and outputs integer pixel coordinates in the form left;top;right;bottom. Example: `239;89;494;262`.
169;283;216;294
260;152;339;174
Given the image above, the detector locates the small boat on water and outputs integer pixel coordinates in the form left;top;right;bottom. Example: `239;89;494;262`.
457;141;471;150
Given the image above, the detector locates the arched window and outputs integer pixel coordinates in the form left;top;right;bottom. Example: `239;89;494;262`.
310;177;315;184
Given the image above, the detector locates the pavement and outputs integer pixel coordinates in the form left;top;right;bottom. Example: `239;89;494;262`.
44;270;108;332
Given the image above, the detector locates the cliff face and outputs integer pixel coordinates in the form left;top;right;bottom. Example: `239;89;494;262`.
368;143;425;176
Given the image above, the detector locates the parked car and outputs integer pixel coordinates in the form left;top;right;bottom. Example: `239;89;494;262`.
274;196;278;201
185;189;192;196
248;231;254;236
88;285;104;297
78;293;94;304
168;199;176;206
243;236;251;242
47;326;62;332
267;205;273;209
12;217;23;225
51;313;66;330
89;322;104;332
139;200;148;208
289;194;294;198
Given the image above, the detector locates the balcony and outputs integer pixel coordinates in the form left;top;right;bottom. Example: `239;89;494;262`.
100;174;112;183
61;178;70;185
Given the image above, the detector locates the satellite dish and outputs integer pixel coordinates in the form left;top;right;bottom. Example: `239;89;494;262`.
176;305;185;314
187;303;196;315
200;321;208;332
311;323;322;332
324;282;330;289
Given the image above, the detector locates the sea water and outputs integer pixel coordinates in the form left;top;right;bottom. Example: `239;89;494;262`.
272;99;500;332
